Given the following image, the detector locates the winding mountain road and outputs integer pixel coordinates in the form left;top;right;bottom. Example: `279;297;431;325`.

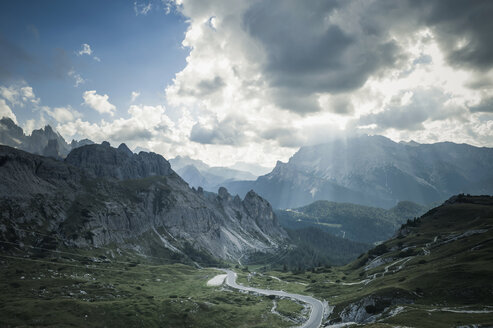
222;269;325;328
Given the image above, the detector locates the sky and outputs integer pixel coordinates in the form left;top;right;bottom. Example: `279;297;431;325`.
1;0;493;168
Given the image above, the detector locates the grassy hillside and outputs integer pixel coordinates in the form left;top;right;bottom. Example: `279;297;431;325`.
0;245;302;328
276;200;428;244
242;195;493;327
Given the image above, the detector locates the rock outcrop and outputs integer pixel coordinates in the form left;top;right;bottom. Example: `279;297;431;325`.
0;144;287;262
65;142;173;180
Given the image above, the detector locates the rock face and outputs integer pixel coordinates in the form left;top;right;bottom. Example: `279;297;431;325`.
0;144;287;262
225;135;493;209
65;142;173;180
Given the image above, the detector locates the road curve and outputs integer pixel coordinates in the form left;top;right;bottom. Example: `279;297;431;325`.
222;269;324;328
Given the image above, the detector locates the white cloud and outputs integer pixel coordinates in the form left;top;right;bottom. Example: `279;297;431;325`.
131;91;141;102
68;69;85;87
0;83;39;107
77;43;101;62
161;0;493;165
0;99;17;123
77;43;92;56
57;104;175;149
43;106;82;123
82;90;116;116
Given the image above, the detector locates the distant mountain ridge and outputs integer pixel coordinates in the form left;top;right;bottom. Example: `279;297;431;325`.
169;155;258;192
0;117;94;159
224;135;493;209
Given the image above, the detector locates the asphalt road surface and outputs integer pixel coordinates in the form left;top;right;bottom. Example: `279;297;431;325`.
222;269;324;328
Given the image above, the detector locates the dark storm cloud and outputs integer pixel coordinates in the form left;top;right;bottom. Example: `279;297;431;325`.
242;0;405;113
239;0;493;114
411;0;493;71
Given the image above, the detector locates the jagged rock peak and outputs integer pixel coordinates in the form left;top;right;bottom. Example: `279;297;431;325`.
117;143;133;157
101;141;111;147
0;117;19;129
218;186;231;199
244;189;262;200
243;189;273;217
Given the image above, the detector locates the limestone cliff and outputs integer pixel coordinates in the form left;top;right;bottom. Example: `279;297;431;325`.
0;144;287;262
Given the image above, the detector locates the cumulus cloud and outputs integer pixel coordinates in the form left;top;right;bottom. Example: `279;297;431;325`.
242;0;406;112
57;104;177;150
0;83;39;107
163;0;493;155
190;115;247;145
83;90;116;116
43;106;82;123
10;1;491;169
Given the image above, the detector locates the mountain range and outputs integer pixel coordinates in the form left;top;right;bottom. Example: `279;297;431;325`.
0;117;266;190
0;117;94;159
224;135;493;209
169;155;259;192
0;142;287;264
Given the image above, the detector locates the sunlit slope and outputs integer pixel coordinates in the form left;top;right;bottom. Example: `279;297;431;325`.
225;135;493;209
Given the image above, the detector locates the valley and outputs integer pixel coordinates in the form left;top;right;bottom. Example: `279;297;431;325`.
2;191;493;327
1;127;493;327
2;1;493;327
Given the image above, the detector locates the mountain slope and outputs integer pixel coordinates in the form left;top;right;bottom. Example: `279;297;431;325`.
322;194;493;326
242;195;493;327
225;135;493;209
0;144;287;263
276;200;428;244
